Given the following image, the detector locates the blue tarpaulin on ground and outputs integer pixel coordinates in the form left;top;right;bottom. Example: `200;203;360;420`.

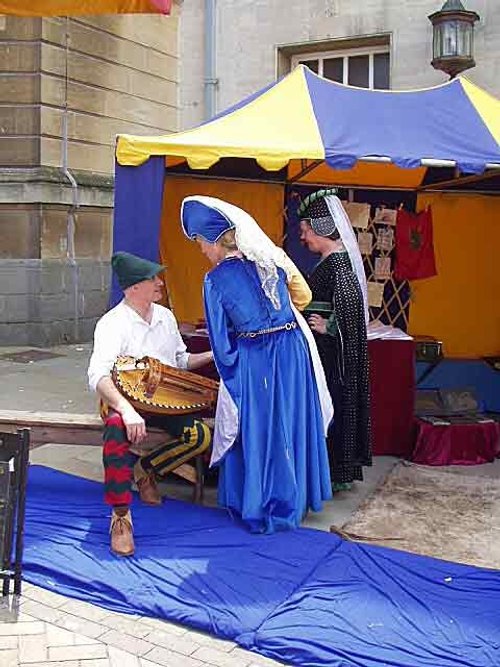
24;466;500;667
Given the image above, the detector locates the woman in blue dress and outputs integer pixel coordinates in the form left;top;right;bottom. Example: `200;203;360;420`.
181;196;333;533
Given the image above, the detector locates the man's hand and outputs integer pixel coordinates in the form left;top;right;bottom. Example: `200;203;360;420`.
187;350;214;370
120;405;147;445
308;314;327;335
96;376;147;445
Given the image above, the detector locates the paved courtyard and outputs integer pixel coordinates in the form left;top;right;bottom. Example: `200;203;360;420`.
0;581;287;667
0;343;397;667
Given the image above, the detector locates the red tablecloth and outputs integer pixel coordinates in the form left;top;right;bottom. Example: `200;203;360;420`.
368;339;415;457
412;418;500;466
184;332;416;458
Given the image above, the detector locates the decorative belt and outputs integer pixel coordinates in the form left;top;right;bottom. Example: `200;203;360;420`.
238;321;297;339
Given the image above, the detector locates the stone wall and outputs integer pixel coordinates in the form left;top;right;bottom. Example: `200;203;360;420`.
0;258;110;346
0;8;180;345
0;170;114;345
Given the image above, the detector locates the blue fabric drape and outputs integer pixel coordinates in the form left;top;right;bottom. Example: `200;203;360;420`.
24;465;500;667
111;157;165;305
284;185;321;276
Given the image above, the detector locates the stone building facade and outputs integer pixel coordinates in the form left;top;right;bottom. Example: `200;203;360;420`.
180;0;499;129
1;1;497;346
0;9;179;345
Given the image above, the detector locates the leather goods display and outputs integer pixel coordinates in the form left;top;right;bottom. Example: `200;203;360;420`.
112;356;219;415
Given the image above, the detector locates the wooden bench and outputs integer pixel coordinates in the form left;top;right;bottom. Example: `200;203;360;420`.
0;410;206;503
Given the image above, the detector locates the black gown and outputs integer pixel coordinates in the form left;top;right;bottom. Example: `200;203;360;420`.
307;251;372;485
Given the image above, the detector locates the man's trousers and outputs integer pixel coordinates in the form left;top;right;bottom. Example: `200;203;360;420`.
102;410;211;506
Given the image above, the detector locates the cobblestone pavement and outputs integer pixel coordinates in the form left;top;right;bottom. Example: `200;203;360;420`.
0;583;287;667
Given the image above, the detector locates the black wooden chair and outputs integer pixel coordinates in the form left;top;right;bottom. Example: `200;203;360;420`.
0;429;29;596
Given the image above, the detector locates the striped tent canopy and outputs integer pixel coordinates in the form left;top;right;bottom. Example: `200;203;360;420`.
0;0;171;15
116;65;500;188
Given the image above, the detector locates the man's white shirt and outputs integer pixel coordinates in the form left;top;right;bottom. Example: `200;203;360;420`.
87;300;190;392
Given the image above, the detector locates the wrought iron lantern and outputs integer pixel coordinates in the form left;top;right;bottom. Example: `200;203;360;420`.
428;0;479;78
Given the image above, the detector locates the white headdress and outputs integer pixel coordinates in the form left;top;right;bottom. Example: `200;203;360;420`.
182;196;291;310
323;195;369;325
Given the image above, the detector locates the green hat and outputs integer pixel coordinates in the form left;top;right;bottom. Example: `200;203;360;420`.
297;188;338;219
111;251;165;290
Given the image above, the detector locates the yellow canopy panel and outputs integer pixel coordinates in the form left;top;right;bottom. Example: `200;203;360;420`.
461;78;500;146
115;66;500;188
116;66;324;169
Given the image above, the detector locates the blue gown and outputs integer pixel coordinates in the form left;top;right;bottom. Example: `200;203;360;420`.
203;256;332;533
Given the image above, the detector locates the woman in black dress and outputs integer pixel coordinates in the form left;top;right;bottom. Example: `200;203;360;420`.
298;190;372;490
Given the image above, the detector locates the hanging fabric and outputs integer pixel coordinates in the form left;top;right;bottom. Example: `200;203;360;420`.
394;207;437;281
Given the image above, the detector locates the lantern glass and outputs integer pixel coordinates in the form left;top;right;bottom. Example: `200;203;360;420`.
433;19;473;59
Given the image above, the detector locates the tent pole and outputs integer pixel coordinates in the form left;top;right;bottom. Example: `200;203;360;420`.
358;156;500;170
418;169;500;191
287;160;323;183
290;181;417;191
416;189;500;196
165;172;286;186
164;171;418;191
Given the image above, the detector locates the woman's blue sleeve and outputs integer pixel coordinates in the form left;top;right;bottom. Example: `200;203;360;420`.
203;275;238;386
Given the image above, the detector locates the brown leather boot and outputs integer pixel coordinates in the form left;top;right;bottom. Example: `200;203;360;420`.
110;509;134;557
137;472;162;506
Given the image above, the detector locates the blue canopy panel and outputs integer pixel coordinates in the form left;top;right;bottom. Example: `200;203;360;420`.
304;68;500;174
